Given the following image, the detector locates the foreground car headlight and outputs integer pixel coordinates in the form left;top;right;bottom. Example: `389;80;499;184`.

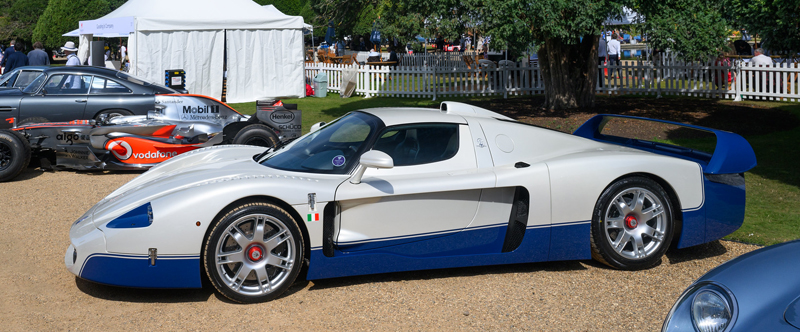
692;289;733;332
663;282;737;332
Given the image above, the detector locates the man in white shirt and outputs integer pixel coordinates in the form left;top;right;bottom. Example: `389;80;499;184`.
750;48;773;66
749;48;774;93
598;35;607;87
607;33;622;79
62;41;81;66
120;42;127;60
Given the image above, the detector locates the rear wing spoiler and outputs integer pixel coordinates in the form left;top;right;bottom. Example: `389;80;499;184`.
573;114;757;174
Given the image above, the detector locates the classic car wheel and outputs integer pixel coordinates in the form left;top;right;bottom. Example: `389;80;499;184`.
0;130;31;182
590;176;674;270
204;202;304;303
232;124;278;148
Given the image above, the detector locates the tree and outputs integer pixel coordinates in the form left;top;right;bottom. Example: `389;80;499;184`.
32;0;117;50
312;0;730;110
725;0;800;55
6;0;49;45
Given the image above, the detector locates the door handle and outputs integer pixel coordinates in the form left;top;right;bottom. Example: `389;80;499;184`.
75;99;87;103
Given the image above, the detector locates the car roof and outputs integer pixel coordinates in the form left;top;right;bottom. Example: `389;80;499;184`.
360;102;514;126
41;66;125;76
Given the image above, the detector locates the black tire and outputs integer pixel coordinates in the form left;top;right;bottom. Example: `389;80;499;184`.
17;117;50;126
232;124;279;148
0;129;31;182
94;109;133;121
590;176;674;270
204;202;304;303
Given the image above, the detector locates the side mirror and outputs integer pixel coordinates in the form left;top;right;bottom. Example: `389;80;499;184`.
309;121;326;133
350;150;394;184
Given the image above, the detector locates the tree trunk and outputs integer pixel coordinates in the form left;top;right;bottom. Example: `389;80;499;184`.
539;34;598;110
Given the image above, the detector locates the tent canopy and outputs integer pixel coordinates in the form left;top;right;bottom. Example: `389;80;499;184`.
92;0;304;31
73;0;307;103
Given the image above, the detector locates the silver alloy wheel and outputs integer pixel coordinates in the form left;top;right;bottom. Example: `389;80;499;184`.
602;187;667;260
214;213;296;296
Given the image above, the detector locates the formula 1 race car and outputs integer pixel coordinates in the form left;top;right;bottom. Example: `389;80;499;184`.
0;95;301;182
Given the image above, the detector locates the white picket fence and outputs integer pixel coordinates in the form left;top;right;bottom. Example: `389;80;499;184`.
305;63;543;99
306;61;800;102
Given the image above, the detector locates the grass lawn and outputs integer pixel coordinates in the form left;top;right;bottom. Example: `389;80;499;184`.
231;94;800;247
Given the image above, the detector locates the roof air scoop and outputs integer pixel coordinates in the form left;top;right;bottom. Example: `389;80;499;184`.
439;102;515;121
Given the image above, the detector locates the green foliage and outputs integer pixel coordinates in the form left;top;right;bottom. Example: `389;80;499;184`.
32;0;114;50
4;0;49;43
725;0;800;54
638;0;729;61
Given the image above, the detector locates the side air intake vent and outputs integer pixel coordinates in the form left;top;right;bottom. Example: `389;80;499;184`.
502;187;530;253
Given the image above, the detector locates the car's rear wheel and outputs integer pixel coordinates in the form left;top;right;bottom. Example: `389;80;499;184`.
204;202;304;303
0;130;31;182
590;176;674;270
232;124;278;148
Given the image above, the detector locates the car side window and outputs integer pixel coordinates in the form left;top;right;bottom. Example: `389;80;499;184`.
14;71;41;88
0;71;19;87
90;77;132;94
43;74;91;95
372;123;460;166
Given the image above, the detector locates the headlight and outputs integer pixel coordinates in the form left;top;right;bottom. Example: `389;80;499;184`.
663;282;737;332
105;202;154;228
692;289;733;332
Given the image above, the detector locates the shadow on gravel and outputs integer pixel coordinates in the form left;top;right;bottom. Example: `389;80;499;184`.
8;168;44;182
666;240;728;265
76;278;214;303
307;260;587;291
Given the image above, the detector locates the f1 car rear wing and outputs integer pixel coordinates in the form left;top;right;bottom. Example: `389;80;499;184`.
573;114;757;174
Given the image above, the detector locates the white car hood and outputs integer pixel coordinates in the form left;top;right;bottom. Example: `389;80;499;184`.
91;145;331;228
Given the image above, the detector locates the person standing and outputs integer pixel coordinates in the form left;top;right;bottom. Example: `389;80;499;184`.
1;40;15;69
62;41;81;66
4;43;28;73
750;48;773;66
28;42;50;66
119;42;127;61
750;48;774;93
598;34;607;87
607;33;621;80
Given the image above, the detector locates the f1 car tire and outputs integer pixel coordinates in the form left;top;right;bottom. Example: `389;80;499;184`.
95;109;133;121
232;124;279;148
18;117;50;126
204;202;304;303
590;176;674;270
0;129;31;182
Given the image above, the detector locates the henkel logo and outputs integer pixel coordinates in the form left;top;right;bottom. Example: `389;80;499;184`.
107;140;132;160
270;110;295;124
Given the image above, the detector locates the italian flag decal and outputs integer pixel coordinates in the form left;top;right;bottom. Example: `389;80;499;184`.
307;213;319;222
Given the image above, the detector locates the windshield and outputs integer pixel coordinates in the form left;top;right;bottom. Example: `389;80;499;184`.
115;71;153;86
261;112;382;174
22;73;47;94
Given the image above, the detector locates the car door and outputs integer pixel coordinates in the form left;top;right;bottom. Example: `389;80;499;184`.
19;74;91;122
334;123;496;252
85;75;154;118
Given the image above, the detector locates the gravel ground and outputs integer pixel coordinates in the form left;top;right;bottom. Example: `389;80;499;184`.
0;168;760;331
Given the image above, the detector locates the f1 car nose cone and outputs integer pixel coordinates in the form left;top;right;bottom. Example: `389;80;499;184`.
625;215;639;229
247;244;265;262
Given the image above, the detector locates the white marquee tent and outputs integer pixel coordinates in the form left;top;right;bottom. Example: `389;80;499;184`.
72;0;306;103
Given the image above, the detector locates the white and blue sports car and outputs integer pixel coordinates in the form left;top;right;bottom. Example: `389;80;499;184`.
65;102;757;303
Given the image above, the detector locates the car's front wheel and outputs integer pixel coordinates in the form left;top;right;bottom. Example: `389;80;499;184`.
0;130;31;182
232;124;278;148
590;176;674;270
204;202;304;303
